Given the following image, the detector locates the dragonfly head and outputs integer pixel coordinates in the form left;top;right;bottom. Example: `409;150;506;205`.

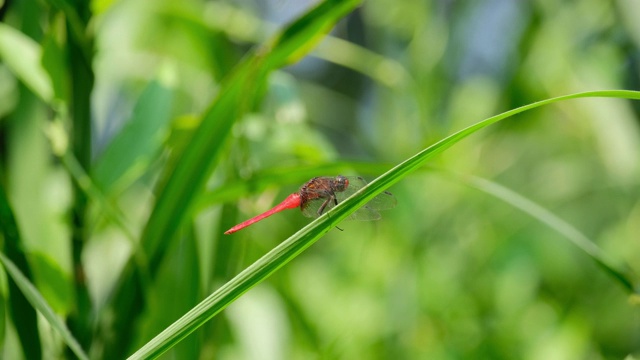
335;175;349;192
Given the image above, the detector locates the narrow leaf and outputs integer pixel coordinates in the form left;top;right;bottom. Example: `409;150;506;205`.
464;174;637;292
0;254;89;360
93;81;174;192
0;24;53;102
0;177;42;359
109;1;364;357
130;90;640;359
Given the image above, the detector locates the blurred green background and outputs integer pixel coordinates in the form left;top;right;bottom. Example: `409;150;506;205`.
1;0;640;359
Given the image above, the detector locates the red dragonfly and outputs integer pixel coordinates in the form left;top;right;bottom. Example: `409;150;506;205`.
224;175;396;234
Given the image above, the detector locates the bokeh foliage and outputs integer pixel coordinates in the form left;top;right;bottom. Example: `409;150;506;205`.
1;0;640;359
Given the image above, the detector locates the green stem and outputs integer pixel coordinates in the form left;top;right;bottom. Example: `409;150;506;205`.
66;9;95;352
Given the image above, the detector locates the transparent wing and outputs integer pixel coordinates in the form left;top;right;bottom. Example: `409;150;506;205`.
300;196;335;218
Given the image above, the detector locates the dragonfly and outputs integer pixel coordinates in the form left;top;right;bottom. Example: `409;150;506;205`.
224;175;396;234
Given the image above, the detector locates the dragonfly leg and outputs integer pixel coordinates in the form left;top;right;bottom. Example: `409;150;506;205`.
317;194;335;216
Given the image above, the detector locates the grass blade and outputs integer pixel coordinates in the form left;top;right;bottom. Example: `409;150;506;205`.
130;90;640;358
464;174;637;293
93;80;174;192
106;1;363;357
0;179;42;359
0;23;53;102
0;253;89;360
140;0;362;271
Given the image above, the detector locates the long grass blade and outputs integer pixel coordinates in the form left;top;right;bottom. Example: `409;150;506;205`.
139;0;362;271
0;253;89;360
0;23;53;102
464;174;637;293
109;1;363;357
0;179;42;359
130;90;640;358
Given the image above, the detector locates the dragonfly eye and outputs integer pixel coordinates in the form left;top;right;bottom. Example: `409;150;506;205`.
335;175;349;191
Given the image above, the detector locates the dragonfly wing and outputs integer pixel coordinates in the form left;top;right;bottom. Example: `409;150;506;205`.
300;202;317;218
364;190;397;211
340;177;397;211
347;206;382;221
300;197;333;218
303;197;382;221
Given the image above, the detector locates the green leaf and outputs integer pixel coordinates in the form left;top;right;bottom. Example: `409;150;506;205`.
0;24;53;102
93;81;174;192
0;253;88;360
41;27;69;102
140;0;363;271
129;90;640;359
106;1;364;357
0;266;7;349
0;175;42;360
463;174;637;293
132;228;201;358
266;0;363;67
28;251;74;315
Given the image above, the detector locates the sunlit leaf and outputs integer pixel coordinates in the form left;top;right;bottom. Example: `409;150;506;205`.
0;24;53;102
130;91;640;358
